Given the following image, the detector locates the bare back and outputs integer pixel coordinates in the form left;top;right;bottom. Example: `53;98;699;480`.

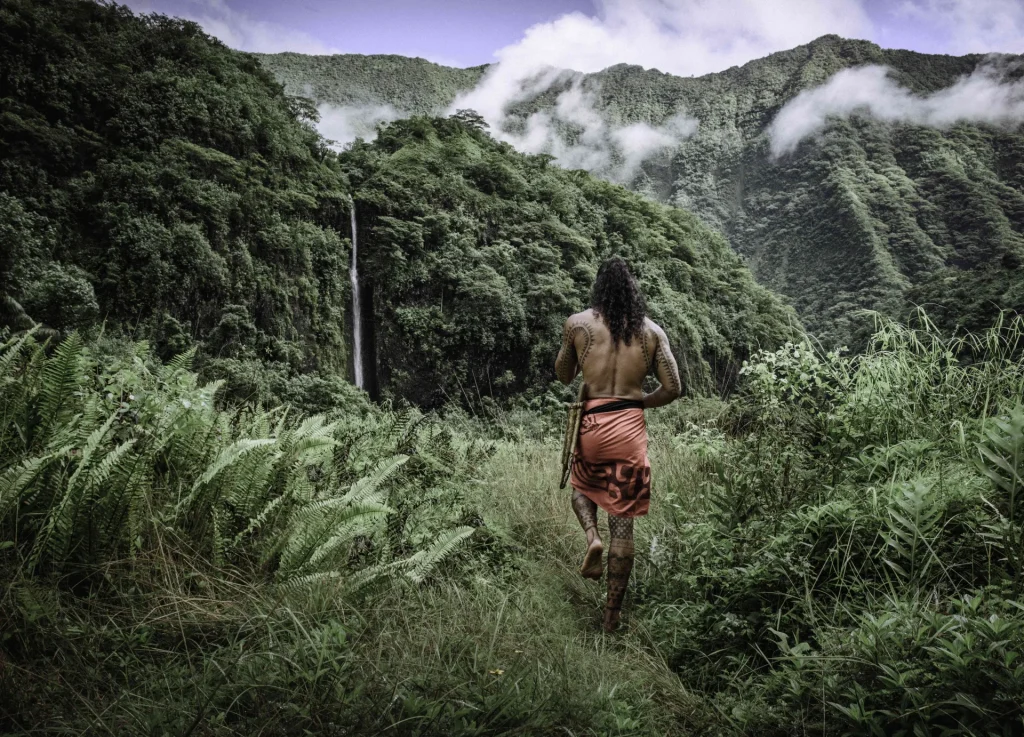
555;309;682;405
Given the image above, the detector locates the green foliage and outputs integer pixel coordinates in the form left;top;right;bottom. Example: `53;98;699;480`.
0;0;352;408
637;313;1024;734
265;37;1024;347
257;53;487;115
343;115;797;405
1;333;670;736
1;0;799;413
0;332;488;586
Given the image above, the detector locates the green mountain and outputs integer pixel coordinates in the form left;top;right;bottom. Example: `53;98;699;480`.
0;0;795;409
260;39;1024;344
257;52;486;115
341;113;795;406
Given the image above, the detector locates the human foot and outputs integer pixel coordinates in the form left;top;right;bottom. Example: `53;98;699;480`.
580;539;604;579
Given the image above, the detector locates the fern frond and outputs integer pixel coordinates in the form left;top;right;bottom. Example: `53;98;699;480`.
192;438;276;492
100;457;152;552
225;449;282;517
64;411;119;493
234;494;286;549
278;500;391;575
405;526;475;584
83;439;137;503
159;346;197;380
304;505;393;570
38;333;85;442
342;558;412;595
0;327;39;384
277;570;344;592
342;454;409;503
0;452;62;521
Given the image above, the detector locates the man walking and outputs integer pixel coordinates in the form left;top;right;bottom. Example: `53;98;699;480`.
555;257;682;632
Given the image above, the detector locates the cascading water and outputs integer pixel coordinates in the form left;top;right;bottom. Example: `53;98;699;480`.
349;197;364;389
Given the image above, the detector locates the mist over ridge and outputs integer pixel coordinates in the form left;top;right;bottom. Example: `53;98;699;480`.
259;34;1024;346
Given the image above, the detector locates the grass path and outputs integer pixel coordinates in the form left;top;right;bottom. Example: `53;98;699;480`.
348;439;712;734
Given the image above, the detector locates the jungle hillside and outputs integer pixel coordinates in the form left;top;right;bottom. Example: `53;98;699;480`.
260;38;1024;346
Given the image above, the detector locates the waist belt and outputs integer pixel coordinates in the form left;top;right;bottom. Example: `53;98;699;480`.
582;399;645;416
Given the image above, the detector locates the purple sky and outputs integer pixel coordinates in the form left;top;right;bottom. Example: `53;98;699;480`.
125;0;597;66
255;0;595;65
121;0;1023;69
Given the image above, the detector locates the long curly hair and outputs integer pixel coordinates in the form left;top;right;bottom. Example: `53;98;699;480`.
591;256;646;346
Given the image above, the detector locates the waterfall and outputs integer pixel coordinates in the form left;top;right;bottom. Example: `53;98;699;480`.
349;197;364;390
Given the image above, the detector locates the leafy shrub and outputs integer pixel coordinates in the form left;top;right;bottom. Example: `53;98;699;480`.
0;331;491;587
638;313;1024;735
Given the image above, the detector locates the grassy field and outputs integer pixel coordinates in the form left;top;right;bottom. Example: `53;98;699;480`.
4;314;1024;735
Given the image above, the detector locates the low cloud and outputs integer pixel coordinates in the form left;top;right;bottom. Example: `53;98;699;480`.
449;0;870;181
768;62;1024;157
316;103;404;149
472;78;697;183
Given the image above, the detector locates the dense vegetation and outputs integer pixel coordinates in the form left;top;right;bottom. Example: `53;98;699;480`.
4;2;1024;735
257;52;486;115
0;0;795;411
0;0;366;412
341;113;795;406
636;312;1024;733
263;38;1024;346
6;315;1024;735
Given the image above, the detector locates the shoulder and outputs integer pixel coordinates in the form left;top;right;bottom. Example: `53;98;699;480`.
644;317;667;342
565;309;596;328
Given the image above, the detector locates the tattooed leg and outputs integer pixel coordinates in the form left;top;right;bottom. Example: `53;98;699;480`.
572;490;603;580
604;514;635;632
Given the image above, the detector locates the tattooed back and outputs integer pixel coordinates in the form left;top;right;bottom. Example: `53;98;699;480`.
554;309;681;401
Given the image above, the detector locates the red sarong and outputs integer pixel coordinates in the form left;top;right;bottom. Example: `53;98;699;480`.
570;397;651;518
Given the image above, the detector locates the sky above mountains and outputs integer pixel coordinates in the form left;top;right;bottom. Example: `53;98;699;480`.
122;0;1024;72
119;0;1024;177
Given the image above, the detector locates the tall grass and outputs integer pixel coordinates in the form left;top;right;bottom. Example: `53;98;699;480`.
4;313;1024;734
637;312;1024;735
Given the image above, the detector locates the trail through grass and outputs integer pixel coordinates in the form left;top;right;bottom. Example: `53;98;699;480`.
388;438;712;734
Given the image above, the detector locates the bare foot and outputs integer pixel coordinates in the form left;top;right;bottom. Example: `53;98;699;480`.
580;539;604;579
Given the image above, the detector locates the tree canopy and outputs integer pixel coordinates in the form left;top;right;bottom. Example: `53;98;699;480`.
1;0;797;410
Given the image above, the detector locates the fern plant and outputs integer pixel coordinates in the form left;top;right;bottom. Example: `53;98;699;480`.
0;332;488;594
976;403;1024;594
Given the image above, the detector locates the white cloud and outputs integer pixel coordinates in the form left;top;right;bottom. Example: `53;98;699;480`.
316;103;403;149
119;0;341;54
120;0;1024;178
613;116;697;175
489;0;870;80
471;77;697;182
449;0;870;181
454;0;871;135
768;61;1024;156
895;0;1024;55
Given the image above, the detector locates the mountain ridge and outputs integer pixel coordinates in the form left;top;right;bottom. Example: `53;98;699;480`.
259;36;1024;344
0;0;796;409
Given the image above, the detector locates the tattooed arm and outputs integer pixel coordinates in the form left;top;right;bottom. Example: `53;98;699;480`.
644;323;682;408
555;315;591;385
